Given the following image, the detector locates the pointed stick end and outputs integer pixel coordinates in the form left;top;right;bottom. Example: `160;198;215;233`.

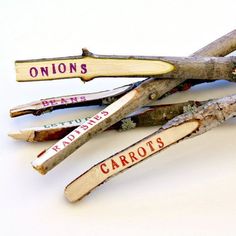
9;108;25;118
64;188;75;203
8;130;35;142
31;161;47;175
64;185;81;203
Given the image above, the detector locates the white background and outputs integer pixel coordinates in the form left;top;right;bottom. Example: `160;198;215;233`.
1;0;236;235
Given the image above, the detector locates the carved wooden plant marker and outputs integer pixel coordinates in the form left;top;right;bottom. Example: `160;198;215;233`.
10;83;136;117
65;94;236;202
16;52;236;82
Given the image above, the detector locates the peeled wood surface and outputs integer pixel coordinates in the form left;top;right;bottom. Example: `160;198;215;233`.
64;94;236;202
16;52;236;82
10;83;135;117
16;50;174;82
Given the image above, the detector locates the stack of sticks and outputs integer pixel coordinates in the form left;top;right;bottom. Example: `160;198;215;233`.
9;30;236;203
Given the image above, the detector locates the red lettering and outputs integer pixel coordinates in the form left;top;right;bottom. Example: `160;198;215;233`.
80;124;89;130
49;100;57;105
101;110;109;116
129;151;138;162
74;129;81;135
137;147;147;157
52;145;61;152
146;140;155;152
37;149;46;158
111;159;119;170
100;163;109;174
67;134;75;142
70;97;79;103
60;98;68;104
79;96;86;102
42;100;50;107
87;119;96;125
63;141;70;147
94;115;102;121
119;155;129;166
157;137;164;149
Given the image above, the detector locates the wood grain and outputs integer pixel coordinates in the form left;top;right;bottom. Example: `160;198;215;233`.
65;121;199;202
16;51;174;81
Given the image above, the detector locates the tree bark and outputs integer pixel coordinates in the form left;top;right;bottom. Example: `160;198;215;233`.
156;29;236;98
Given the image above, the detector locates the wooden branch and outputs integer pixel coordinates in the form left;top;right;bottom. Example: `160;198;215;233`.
193;30;236;57
31;30;236;175
161;29;236;98
16;50;174;82
8;100;206;142
9;83;135;117
16;53;236;82
64;94;236;202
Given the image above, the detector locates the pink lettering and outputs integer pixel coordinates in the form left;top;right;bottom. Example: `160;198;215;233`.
52;145;61;152
67;134;75;142
87;119;96;125
70;97;79;103
60;98;68;104
42;100;50;107
94;115;102;121
58;63;66;73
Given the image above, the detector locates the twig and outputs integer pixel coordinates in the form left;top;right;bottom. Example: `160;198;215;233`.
64;94;236;202
163;29;236;97
10;83;136;117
